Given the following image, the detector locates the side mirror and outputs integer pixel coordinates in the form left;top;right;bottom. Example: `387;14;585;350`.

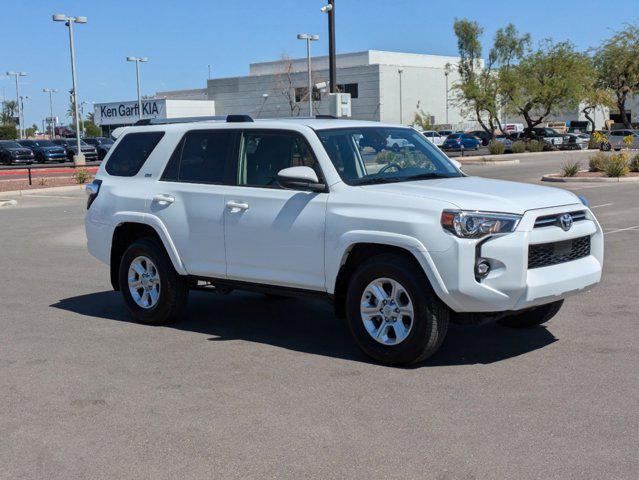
450;159;462;170
277;166;326;192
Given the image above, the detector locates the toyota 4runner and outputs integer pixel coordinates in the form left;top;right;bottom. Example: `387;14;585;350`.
85;116;604;365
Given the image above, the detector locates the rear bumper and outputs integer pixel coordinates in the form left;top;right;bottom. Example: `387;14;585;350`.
422;204;603;313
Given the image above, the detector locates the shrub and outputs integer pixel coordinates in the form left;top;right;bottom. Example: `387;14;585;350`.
630;154;639;173
604;153;629;177
528;140;544;152
511;141;526;153
561;161;581;177
0;125;17;140
623;134;634;148
588;152;609;172
73;168;92;184
488;140;505;155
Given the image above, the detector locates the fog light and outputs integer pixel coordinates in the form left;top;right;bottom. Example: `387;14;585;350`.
475;259;491;279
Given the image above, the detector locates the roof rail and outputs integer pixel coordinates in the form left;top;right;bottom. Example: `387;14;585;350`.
226;114;254;123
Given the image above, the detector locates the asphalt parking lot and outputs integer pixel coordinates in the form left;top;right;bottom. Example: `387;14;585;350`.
1;156;638;479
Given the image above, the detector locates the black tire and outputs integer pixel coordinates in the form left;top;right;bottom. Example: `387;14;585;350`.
118;237;189;325
601;142;611;152
497;300;563;328
345;253;449;366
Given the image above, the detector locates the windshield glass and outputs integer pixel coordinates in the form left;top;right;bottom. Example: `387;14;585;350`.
35;141;55;147
316;127;461;186
1;141;22;148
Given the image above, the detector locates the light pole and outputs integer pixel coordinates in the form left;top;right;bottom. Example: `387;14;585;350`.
297;34;320;116
52;13;87;166
80;101;88;135
43;88;58;138
398;69;404;125
6;71;27;138
256;93;269;118
127;56;148;120
19;95;30;136
444;62;452;126
321;1;336;93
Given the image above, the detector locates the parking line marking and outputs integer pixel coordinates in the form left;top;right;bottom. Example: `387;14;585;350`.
604;225;639;235
591;203;614;209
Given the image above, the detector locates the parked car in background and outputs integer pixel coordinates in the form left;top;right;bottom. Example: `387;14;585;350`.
421;130;445;146
17;139;67;163
504;123;524;134
605;129;639;150
467;130;492;146
386;134;415;152
441;133;481;151
531;127;565;148
51;138;99;162
437;129;455;137
0;140;35;165
546;121;567;134
494;134;514;152
560;133;590;150
83;137;114;161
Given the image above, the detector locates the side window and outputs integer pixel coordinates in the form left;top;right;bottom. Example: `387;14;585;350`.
237;131;321;188
105;132;164;177
161;130;235;184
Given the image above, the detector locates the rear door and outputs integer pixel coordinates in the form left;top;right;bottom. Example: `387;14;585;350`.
147;129;239;278
223;129;328;291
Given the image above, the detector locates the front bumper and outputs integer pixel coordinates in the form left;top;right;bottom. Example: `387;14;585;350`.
425;204;603;313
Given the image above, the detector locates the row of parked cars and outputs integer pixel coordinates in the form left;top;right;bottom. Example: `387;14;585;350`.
0;137;114;165
421;127;593;152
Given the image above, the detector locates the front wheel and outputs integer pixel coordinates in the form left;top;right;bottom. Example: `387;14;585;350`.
497;300;563;328
345;253;449;366
119;238;189;325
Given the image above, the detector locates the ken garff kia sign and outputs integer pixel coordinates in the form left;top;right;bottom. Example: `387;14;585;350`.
94;99;166;126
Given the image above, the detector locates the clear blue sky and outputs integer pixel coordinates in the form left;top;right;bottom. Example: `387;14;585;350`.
1;0;637;128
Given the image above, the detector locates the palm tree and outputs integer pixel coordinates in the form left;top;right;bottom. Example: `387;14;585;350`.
1;100;18;124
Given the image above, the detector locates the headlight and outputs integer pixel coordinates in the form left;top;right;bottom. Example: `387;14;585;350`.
441;210;521;238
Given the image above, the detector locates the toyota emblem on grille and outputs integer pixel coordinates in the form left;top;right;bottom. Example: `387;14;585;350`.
559;213;573;231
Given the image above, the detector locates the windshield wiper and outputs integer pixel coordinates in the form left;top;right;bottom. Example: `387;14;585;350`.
398;173;455;182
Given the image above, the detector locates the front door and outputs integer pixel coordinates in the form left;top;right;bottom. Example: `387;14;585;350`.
224;130;327;291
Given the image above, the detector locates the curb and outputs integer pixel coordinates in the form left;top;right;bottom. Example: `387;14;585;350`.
458;148;598;163
459;159;520;166
0;184;87;198
542;174;639;183
0;199;18;207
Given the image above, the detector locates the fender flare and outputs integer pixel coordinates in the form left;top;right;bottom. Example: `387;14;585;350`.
327;230;450;300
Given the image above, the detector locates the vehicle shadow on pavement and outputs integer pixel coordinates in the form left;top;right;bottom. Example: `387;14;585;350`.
51;290;557;367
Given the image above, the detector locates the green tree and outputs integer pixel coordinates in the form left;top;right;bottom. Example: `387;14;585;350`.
2;100;18;125
500;40;592;132
84;121;101;137
0;124;18;139
412;110;434;130
593;24;639;128
24;123;38;138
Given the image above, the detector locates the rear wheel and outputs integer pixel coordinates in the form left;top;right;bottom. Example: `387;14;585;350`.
118;238;189;325
345;253;449;366
497;300;563;328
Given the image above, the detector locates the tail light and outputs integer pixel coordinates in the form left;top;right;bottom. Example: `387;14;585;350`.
85;179;102;209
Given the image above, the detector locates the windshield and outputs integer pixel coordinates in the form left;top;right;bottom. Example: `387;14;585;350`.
316;127;462;186
1;141;22;148
35;141;55;147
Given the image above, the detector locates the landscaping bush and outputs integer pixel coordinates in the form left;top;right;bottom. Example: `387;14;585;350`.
0;125;17;140
528;140;544;152
511;141;526;153
604;153;629;177
73;168;92;184
488;140;505;155
630;154;639;173
588;152;609;172
561;161;581;177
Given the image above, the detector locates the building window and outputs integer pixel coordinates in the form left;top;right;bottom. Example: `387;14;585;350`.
294;86;321;103
337;83;358;99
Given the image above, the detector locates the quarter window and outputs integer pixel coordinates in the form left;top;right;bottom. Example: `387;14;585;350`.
105;132;164;177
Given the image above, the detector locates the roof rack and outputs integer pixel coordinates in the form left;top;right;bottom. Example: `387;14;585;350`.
133;114;254;126
315;114;338;119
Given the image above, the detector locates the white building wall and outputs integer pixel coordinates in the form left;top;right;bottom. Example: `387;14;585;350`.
165;99;215;118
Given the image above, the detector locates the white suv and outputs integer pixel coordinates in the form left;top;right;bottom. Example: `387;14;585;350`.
85;116;604;365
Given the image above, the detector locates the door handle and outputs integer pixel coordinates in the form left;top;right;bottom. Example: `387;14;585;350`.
153;194;175;205
226;200;249;213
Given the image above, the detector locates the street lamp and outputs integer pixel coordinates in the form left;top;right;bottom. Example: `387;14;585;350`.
19;95;30;136
52;13;87;166
321;1;336;93
256;93;269;118
42;88;58;138
126;56;149;120
6;71;27;138
297;34;320;116
398;69;404;125
444;62;452;126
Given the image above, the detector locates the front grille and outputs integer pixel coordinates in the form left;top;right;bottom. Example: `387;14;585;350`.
534;210;587;228
528;235;591;269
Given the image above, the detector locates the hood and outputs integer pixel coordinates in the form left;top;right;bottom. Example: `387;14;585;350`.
359;176;581;214
43;146;65;152
9;148;33;155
